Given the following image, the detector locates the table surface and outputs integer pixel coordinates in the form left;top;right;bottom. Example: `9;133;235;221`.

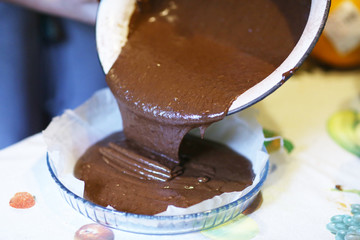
1;67;360;240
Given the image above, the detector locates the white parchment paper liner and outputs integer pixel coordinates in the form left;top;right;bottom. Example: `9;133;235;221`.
43;88;268;216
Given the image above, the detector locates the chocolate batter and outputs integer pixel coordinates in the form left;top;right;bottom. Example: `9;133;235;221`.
75;132;254;215
75;0;310;215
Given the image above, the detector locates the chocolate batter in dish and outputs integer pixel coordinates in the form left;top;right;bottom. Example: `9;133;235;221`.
75;0;310;215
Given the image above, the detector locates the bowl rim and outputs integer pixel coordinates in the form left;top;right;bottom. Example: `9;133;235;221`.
96;0;331;115
46;153;269;221
227;0;331;114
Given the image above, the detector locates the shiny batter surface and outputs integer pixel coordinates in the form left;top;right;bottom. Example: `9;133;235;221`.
75;132;254;215
75;0;310;215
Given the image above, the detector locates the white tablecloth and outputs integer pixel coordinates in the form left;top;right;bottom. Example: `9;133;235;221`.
1;68;360;239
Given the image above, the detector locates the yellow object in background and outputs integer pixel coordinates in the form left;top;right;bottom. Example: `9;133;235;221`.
311;0;360;68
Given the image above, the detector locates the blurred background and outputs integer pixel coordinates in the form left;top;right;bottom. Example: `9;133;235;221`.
0;0;360;149
0;1;106;149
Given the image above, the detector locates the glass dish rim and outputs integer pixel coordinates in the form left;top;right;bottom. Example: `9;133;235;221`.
46;152;269;221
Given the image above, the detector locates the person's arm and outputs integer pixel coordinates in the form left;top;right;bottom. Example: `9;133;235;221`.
3;0;99;25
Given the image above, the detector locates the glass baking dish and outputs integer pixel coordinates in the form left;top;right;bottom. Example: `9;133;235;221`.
47;153;269;234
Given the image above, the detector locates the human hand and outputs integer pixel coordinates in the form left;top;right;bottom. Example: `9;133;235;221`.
5;0;100;25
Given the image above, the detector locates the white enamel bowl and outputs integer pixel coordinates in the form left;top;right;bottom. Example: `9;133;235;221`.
96;0;330;114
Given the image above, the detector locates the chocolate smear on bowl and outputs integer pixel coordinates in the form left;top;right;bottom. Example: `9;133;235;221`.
75;0;310;215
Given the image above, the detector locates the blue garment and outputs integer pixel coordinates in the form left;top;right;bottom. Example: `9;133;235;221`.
0;3;106;149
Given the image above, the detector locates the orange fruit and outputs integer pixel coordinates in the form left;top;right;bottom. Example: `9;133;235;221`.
311;0;360;68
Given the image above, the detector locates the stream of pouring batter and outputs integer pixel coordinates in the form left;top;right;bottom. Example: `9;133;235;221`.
106;0;309;160
75;0;310;215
